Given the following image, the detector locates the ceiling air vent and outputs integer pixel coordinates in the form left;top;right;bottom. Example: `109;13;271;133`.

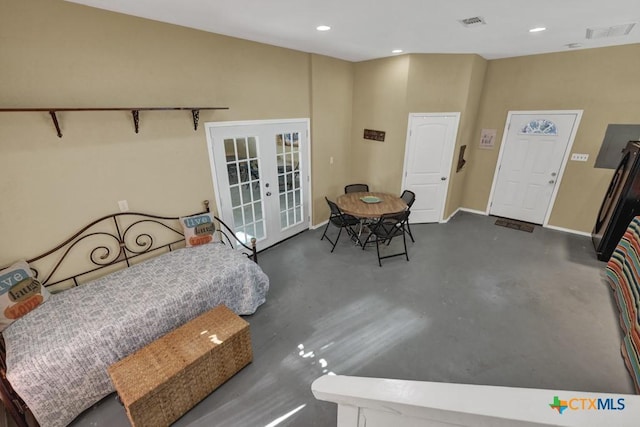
459;16;486;28
586;23;635;39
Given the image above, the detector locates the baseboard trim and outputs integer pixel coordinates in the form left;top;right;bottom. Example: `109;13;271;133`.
442;208;460;223
310;220;328;230
544;224;591;237
315;209;589;237
459;208;488;216
450;209;590;237
444;207;488;222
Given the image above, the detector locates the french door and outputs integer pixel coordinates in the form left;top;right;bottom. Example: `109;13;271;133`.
206;119;310;250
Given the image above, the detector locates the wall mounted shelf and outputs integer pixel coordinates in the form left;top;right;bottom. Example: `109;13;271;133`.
0;107;229;138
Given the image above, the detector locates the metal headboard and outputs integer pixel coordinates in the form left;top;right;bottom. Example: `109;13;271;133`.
24;200;257;289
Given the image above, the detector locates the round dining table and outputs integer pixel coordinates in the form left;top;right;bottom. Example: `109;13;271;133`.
336;191;407;219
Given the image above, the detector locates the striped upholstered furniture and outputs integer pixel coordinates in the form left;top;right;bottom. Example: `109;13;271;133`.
606;216;640;393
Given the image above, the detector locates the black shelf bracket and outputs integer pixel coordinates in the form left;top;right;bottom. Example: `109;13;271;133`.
131;110;140;133
192;109;200;131
49;111;62;138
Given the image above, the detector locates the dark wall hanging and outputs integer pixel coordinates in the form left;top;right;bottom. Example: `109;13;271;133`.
456;145;467;172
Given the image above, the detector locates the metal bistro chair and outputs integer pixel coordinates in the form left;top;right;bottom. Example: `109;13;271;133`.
344;183;369;193
400;189;416;242
320;197;362;252
362;210;411;267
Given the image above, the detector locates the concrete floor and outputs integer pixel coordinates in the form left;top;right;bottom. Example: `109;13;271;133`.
70;211;635;427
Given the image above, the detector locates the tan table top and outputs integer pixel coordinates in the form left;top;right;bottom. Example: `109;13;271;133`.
336;192;407;218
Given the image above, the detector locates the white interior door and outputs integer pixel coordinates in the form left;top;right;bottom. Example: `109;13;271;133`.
402;113;460;223
206;120;310;250
489;112;581;224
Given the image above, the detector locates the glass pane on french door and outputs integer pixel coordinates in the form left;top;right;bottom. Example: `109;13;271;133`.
223;136;265;245
276;132;303;229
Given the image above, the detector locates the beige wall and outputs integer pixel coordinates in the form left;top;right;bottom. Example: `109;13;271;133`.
0;0;354;265
406;54;488;218
310;54;354;222
351;56;411;192
449;55;487;217
351;54;487;217
462;44;640;232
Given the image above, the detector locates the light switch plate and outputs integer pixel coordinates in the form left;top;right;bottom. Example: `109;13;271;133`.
571;153;589;162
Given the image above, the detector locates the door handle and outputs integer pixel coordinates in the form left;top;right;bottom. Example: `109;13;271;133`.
266;191;272;196
441;177;447;181
549;180;555;184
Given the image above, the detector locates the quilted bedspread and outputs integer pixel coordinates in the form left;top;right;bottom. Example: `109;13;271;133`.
3;243;269;427
605;217;640;393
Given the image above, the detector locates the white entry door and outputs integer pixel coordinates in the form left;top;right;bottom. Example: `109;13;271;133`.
402;113;460;223
489;111;582;224
206;119;310;250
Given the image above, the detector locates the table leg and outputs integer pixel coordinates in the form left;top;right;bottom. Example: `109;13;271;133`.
349;219;366;246
357;219;365;243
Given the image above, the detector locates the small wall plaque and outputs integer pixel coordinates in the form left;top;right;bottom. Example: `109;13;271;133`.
364;129;386;142
479;129;496;149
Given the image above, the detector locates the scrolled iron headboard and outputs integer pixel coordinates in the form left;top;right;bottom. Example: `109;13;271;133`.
23;200;257;290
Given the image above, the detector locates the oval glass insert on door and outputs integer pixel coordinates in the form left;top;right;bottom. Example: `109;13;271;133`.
276;132;303;229
224;136;265;244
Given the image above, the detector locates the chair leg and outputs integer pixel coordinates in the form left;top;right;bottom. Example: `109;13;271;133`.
347;225;363;247
402;230;409;261
406;221;415;243
376;237;382;267
331;226;343;253
361;230;373;249
320;219;331;241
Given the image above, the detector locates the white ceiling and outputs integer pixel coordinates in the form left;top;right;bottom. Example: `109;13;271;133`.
66;0;640;61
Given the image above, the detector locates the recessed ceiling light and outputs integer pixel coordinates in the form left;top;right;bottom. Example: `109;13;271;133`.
529;27;547;33
392;49;403;54
316;25;331;31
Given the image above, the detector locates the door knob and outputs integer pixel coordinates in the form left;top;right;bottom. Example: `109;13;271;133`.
549;180;555;184
266;191;272;196
551;172;557;177
441;177;447;181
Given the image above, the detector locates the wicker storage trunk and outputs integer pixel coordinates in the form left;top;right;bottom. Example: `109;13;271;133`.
108;305;252;427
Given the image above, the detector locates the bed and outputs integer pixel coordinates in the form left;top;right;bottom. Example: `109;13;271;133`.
605;216;640;394
0;201;269;427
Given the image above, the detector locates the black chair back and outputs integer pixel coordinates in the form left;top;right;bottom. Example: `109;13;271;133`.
326;197;341;216
363;210;411;266
370;211;410;239
401;190;416;208
345;184;369;193
321;197;362;251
